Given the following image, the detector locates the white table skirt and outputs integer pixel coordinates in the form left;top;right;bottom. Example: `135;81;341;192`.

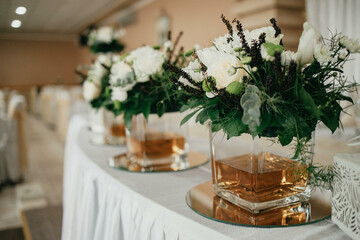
61;114;350;240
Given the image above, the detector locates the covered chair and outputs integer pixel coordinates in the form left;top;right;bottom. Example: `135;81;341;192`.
29;86;39;115
0;113;9;188
5;94;27;183
56;89;71;143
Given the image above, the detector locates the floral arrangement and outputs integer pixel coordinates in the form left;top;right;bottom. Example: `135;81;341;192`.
82;54;112;104
167;15;360;189
96;32;190;128
86;26;125;53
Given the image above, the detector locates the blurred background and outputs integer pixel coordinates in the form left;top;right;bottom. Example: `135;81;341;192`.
0;0;359;239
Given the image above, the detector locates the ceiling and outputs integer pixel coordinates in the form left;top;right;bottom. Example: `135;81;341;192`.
0;0;140;40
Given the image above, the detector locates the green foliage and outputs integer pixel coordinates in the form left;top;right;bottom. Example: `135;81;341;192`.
117;69;190;128
89;40;124;54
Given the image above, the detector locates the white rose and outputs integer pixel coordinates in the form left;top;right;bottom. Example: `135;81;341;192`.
87;62;107;85
127;46;165;82
197;47;220;68
207;53;246;89
297;22;322;65
178;59;204;89
96;26;113;44
97;54;112;68
213;34;234;54
111;87;128;102
339;35;360;53
314;43;335;63
244;26;283;45
110;61;136;92
83;81;101;101
281;50;297;66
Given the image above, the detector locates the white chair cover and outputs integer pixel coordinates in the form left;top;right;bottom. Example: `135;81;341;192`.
56;89;71;143
40;86;56;126
0;90;6;115
0;113;9;186
29;86;38;114
5;95;27;182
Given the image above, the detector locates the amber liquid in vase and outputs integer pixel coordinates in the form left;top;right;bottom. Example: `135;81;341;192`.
214;153;307;203
213;196;309;225
128;131;185;162
110;124;126;137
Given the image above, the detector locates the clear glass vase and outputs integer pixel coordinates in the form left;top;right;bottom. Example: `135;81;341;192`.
103;110;126;145
88;106;105;133
210;128;314;213
126;112;189;170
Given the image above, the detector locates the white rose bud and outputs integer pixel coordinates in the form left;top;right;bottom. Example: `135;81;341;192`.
83;81;101;101
297;22;322;65
111;87;128;102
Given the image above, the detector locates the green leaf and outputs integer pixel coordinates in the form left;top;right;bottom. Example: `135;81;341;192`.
208;109;219;121
180;109;200;126
142;100;152;119
320;102;341;133
180;98;203;112
298;87;322;119
337;94;353;103
195;109;209;124
224;115;247;139
156;101;166;117
279;133;293;146
211;122;222;132
278;117;296;146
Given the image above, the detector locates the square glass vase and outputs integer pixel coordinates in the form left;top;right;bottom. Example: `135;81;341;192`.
103;110;126;145
126;112;189;169
210;128;313;213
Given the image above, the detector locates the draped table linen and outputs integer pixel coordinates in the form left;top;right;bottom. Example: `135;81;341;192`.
62;114;350;240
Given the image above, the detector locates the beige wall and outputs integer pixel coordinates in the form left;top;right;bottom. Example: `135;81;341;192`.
121;0;237;51
0;39;91;91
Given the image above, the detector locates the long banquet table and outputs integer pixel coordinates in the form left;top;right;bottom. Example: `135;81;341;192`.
61;114;352;240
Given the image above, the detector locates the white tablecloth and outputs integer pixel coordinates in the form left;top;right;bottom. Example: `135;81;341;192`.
62;114;350;240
